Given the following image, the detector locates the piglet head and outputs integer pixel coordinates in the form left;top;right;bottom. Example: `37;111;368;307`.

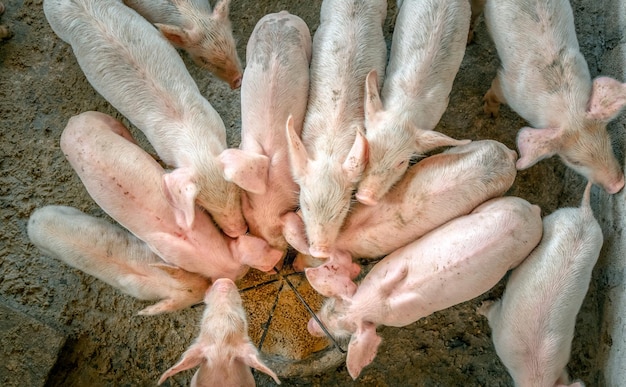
158;278;281;386
155;0;243;89
286;118;369;257
358;69;470;205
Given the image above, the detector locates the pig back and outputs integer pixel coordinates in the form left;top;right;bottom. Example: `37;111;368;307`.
337;140;518;258
352;196;543;328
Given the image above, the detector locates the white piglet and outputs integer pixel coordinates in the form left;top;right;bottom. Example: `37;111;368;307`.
123;0;243;89
302;140;518;298
158;278;281;387
286;0;388;258
219;11;312;252
357;0;472;205
478;182;602;387
27;205;210;315
60;111;283;281
43;0;247;237
308;196;543;379
483;0;626;194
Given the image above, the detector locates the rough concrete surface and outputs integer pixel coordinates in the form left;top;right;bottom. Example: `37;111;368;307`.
0;0;624;386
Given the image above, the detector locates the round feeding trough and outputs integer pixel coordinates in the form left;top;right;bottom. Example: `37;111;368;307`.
238;255;347;378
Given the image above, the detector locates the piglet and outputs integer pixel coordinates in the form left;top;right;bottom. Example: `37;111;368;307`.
302;140;518;298
43;0;246;236
478;182;602;387
482;0;626;194
357;0;472;205
60;111;283;281
158;278;281;387
123;0;243;89
27;205;210;315
218;11;311;252
285;0;388;258
308;196;543;379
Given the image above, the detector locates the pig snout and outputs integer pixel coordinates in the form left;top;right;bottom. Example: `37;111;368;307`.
599;173;624;194
230;74;242;90
309;244;331;259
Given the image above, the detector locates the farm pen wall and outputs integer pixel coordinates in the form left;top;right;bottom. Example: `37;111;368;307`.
0;0;624;386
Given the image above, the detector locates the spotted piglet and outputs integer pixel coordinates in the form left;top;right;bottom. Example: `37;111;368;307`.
478;182;602;387
158;278;280;387
27;205;210;315
43;0;247;236
308;196;543;380
60;111;282;281
483;0;626;193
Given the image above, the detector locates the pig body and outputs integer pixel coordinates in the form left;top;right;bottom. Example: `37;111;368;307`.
43;0;246;236
218;11;312;252
158;278;280;387
357;0;472;205
27;205;210;315
286;0;388;258
483;0;626;193
303;140;518;298
308;196;544;379
60;111;282;281
122;0;243;89
478;183;602;387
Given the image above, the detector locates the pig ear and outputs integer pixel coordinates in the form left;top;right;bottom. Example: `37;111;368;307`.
157;343;205;385
285;114;310;181
515;126;563;170
342;127;369;183
413;129;472;154
162;168;199;229
237;342;281;384
346;322;382;380
364;70;383;123
212;0;231;20
155;23;196;48
218;148;269;195
586;77;626;122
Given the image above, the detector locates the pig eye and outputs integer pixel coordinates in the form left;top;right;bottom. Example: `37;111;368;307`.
396;160;407;168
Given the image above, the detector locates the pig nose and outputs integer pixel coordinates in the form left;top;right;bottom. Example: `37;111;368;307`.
508;148;518;162
230;75;242;90
307;317;325;337
355;190;378;206
604;176;625;194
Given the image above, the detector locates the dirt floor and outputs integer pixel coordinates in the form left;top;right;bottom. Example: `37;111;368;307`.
0;0;622;386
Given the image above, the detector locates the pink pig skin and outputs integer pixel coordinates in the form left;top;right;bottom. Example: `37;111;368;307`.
482;0;626;194
60;111;283;281
123;0;243;89
357;0;472;205
302;140;518;298
308;196;543;380
218;11;312;252
158;278;280;387
285;0;388;258
27;205;210;315
478;183;602;387
43;0;246;236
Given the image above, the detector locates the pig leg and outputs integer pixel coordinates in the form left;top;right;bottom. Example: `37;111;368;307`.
305;250;361;299
483;74;506;117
